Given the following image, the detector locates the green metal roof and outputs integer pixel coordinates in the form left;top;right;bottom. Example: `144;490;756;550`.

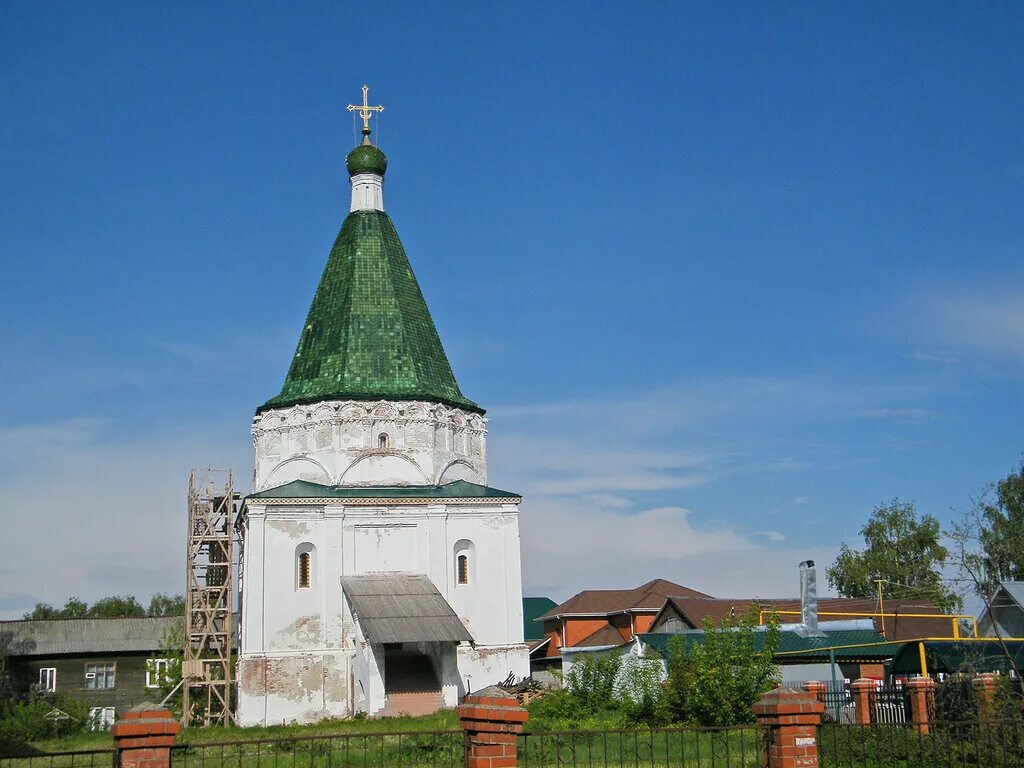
259;208;481;415
248;478;519;501
523;597;557;641
890;640;1024;675
640;629;899;661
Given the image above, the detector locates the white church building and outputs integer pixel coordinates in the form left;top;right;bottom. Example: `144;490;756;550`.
236;98;529;725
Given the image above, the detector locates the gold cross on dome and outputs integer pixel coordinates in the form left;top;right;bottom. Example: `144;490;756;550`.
347;85;384;132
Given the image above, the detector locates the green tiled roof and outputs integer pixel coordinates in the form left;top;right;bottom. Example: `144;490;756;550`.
640;629;900;661
248;478;519;500
523;597;558;641
259;209;481;414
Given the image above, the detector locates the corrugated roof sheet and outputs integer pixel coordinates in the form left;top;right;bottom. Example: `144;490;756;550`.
999;582;1024;610
640;628;899;661
249;479;519;501
0;616;180;656
342;573;472;644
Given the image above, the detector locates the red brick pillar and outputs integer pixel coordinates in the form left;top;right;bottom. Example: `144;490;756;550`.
753;687;824;768
973;674;997;722
850;679;875;725
111;708;181;768
457;686;528;768
801;681;826;700
905;677;935;736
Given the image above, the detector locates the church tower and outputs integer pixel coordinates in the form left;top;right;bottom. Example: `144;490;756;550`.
236;89;529;725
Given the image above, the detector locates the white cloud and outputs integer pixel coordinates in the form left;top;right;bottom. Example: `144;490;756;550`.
792;495;810;505
0;418;249;619
917;287;1024;361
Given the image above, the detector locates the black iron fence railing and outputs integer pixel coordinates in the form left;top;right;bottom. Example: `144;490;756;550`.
169;731;463;768
0;748;117;768
819;720;1024;767
518;726;766;768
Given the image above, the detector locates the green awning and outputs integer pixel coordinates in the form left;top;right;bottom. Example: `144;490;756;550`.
889;640;1024;674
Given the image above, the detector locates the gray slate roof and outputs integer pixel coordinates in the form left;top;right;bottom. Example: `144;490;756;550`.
0;617;180;656
342;573;472;644
249;479;519;501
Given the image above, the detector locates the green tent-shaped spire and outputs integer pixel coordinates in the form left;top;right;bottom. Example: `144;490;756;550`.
259;152;480;415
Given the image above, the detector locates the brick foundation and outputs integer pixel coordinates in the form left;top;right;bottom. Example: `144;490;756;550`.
457;686;528;768
111;708;181;768
753;687;824;768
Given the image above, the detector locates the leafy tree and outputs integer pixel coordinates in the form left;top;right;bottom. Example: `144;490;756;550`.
978;461;1024;589
147;593;186;617
664;607;780;726
826;499;961;612
87;595;146;618
22;594;183;620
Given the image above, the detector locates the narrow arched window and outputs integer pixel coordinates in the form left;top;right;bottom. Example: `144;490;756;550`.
298;551;311;589
454;539;474;586
378;433;389;449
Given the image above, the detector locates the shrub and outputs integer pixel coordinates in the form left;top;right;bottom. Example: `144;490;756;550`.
664;607;780;726
0;693;93;746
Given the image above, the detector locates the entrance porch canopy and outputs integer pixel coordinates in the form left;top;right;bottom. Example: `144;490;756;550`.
342;573;472;644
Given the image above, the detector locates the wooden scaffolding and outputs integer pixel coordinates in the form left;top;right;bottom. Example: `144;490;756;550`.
182;468;237;726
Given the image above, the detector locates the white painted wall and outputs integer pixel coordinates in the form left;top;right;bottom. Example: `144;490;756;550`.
237;493;529;725
350;172;384;212
252;401;487;492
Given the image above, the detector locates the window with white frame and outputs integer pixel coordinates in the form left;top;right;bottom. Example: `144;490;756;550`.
454;539;475;586
84;662;115;690
145;658;170;688
88;707;116;731
38;667;56;692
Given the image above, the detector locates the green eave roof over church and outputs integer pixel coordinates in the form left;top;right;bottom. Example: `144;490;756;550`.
247;479;520;501
259;209;481;415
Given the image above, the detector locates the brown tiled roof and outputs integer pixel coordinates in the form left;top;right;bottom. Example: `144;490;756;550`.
539;579;710;620
659;596;957;641
571;624;628;649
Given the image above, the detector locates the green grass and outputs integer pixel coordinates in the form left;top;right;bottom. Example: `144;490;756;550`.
9;711;460;756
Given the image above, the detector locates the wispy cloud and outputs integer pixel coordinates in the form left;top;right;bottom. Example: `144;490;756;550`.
914;287;1024;361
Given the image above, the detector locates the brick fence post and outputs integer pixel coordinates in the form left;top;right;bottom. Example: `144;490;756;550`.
801;681;825;701
753;686;825;768
973;674;997;722
850;679;874;725
457;685;528;768
110;707;181;768
905;677;935;736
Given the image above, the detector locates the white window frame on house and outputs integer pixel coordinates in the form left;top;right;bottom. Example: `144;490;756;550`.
145;658;170;688
88;706;116;731
84;662;115;690
38;667;56;692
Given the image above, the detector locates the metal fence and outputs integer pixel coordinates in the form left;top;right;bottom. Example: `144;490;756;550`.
168;731;463;768
818;685;856;724
0;748;116;768
868;685;909;725
518;726;766;768
820;720;1024;767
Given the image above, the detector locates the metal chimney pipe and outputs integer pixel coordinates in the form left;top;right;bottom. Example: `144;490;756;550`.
798;560;825;637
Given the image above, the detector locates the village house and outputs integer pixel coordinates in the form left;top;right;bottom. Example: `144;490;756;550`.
534;579;710;661
0;616;179;728
977;582;1024;639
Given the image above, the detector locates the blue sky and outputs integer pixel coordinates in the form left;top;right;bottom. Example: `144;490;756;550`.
1;3;1022;616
